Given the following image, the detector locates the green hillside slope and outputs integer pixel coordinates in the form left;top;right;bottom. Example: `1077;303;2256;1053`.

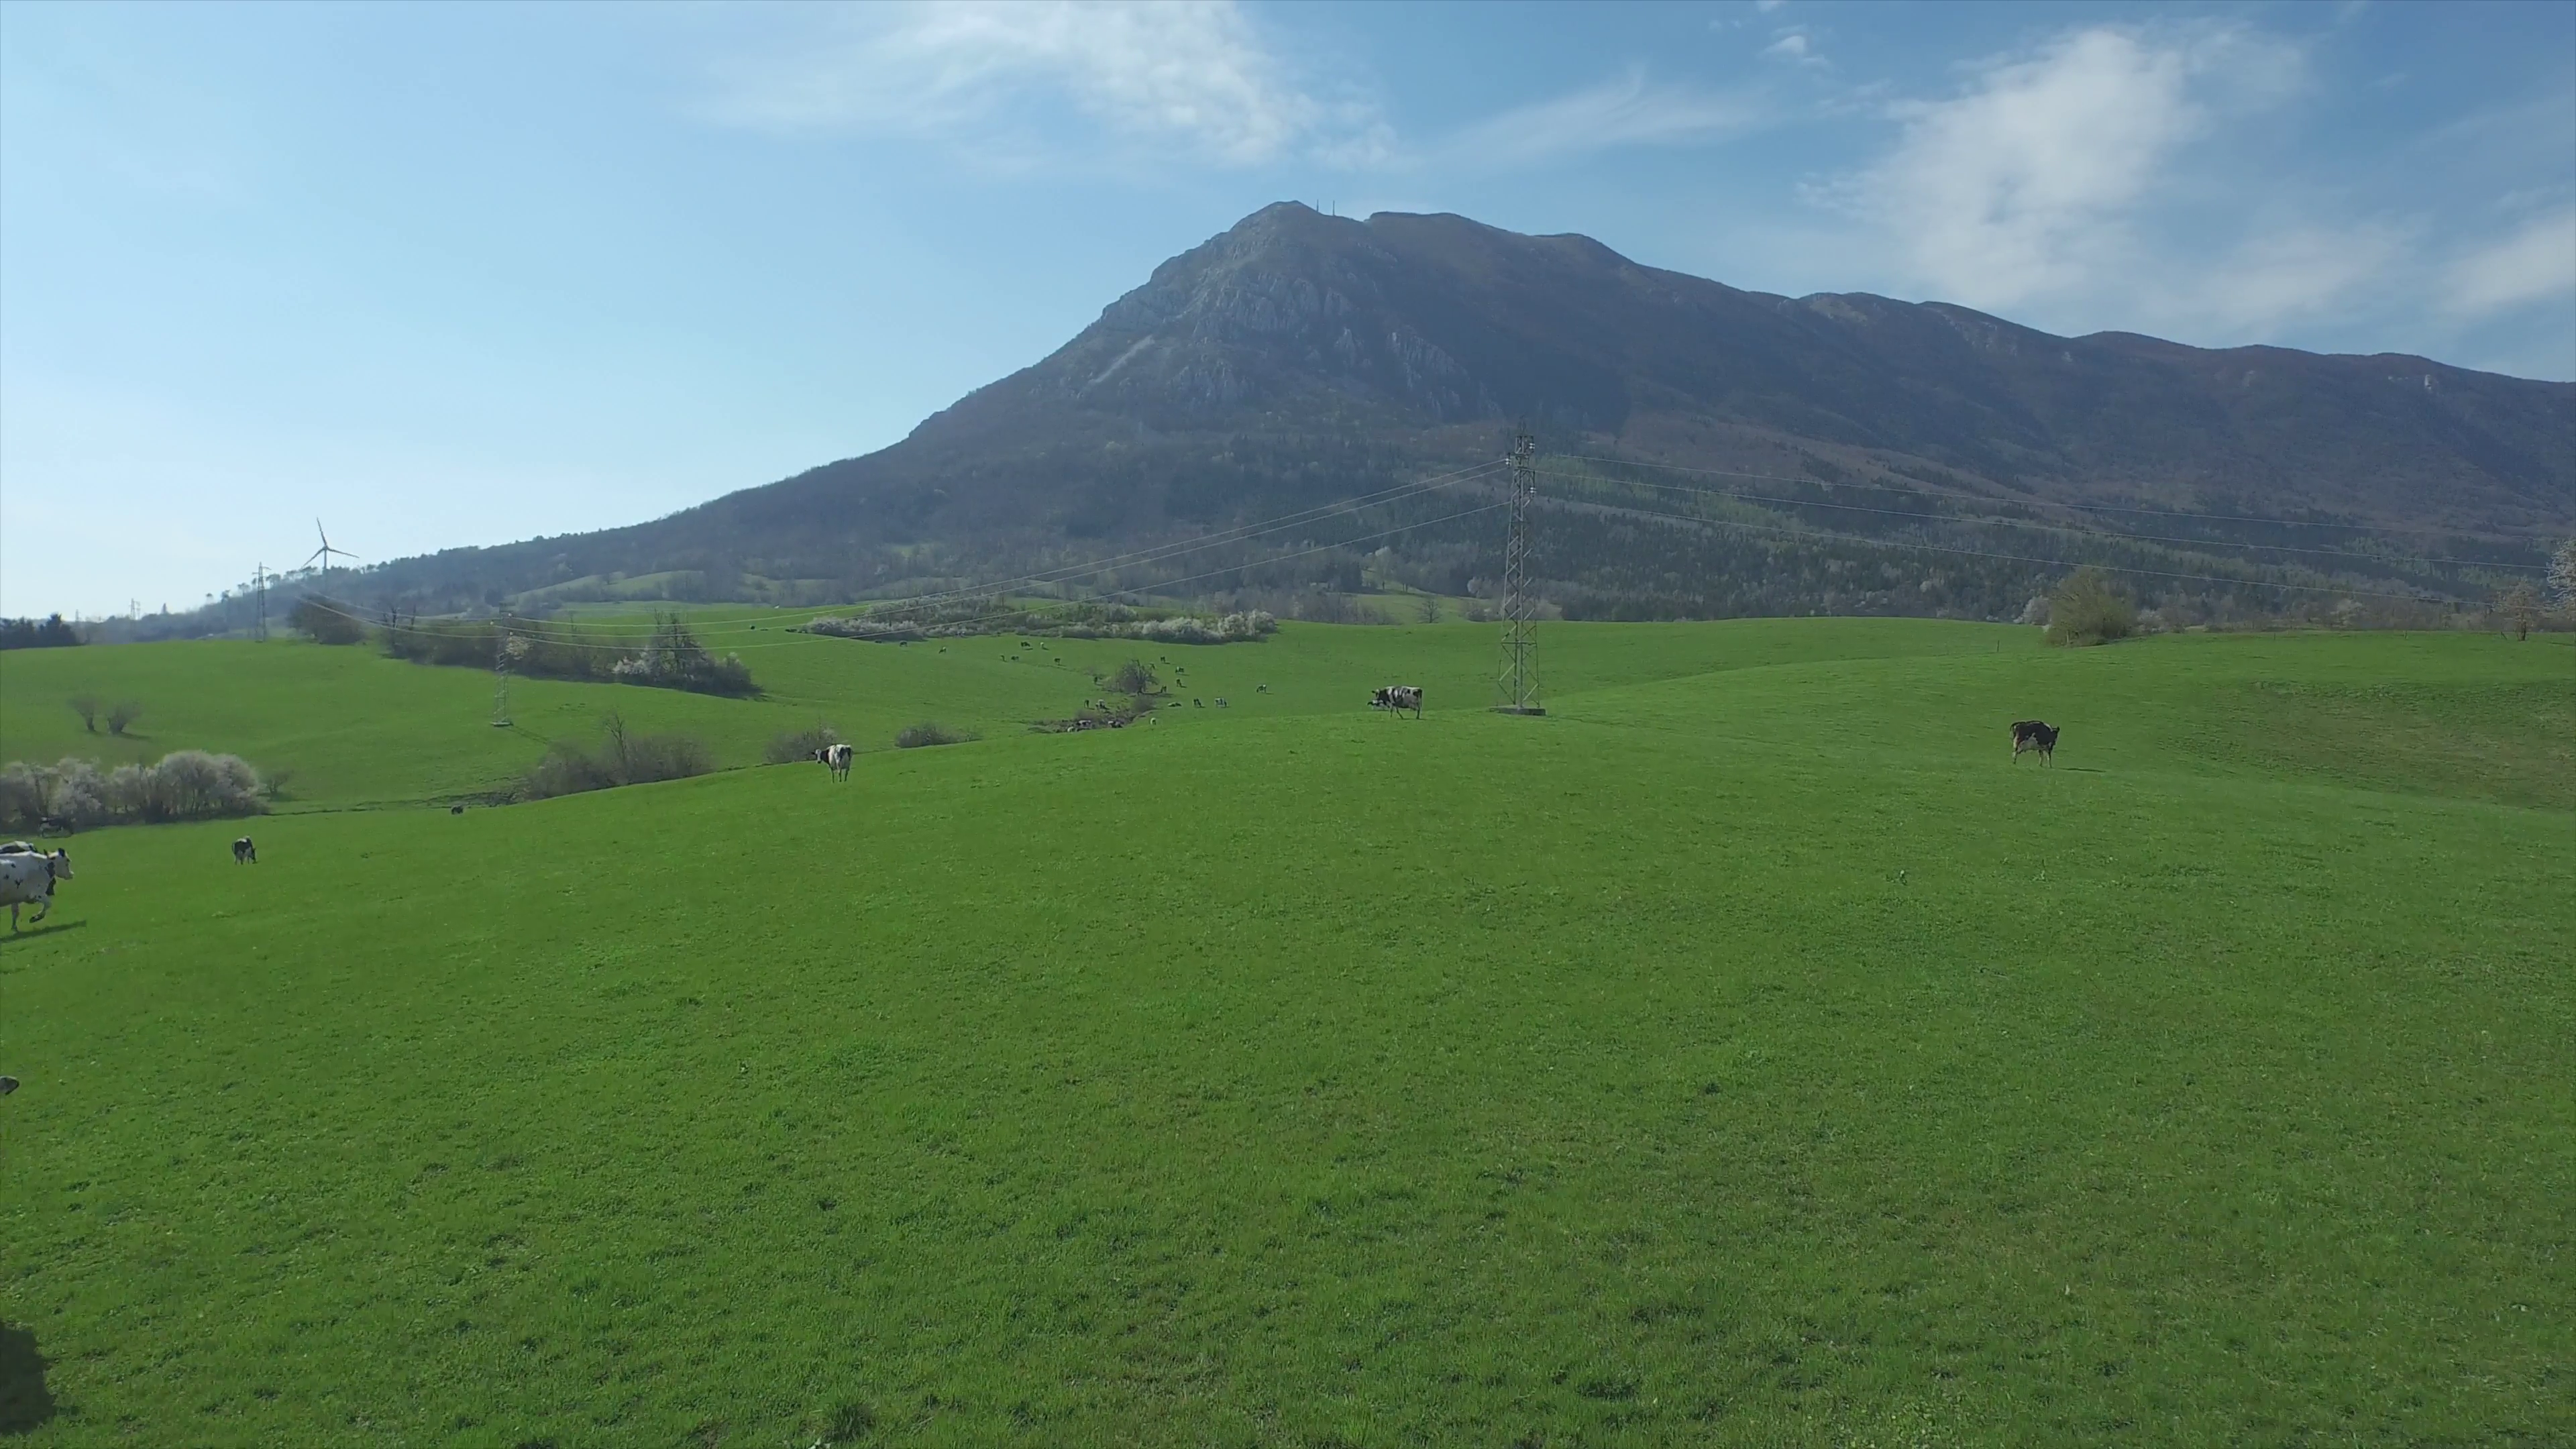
2;623;2569;1445
0;615;2021;808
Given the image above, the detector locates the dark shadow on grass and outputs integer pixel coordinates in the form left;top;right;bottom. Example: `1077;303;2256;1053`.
0;1324;58;1435
0;920;86;947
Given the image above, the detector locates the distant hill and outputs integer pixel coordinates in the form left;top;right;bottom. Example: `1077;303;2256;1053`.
263;205;2576;629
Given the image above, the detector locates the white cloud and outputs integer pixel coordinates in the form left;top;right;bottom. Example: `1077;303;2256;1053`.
1434;70;1766;169
1762;30;1819;65
2444;207;2576;315
706;1;1383;168
1827;25;2308;313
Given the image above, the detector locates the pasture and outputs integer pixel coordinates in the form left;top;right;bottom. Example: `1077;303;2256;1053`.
1;621;2569;1445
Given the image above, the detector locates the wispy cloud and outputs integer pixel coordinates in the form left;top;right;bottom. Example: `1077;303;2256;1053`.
1762;28;1825;68
2445;206;2576;315
1432;69;1766;170
1811;23;2396;335
704;1;1385;168
1827;25;2303;310
2192;224;2413;333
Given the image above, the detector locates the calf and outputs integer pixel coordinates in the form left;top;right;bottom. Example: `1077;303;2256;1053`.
1369;685;1426;718
233;837;258;864
2009;720;2060;766
814;743;854;781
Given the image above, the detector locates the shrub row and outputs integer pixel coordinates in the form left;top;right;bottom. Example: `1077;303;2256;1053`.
1;752;269;831
764;724;843;765
520;713;714;801
378;612;757;696
894;722;977;749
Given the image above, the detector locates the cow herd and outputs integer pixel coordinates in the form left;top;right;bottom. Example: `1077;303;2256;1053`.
0;667;2067;940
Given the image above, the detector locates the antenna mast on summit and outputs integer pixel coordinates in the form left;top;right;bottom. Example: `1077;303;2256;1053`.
1493;429;1544;716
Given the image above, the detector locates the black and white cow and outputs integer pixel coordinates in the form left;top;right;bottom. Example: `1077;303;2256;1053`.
814;743;854;780
1370;685;1426;718
2009;720;2060;765
0;847;72;930
232;837;258;864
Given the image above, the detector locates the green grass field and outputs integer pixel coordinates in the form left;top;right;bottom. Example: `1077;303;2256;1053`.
2;621;2570;1445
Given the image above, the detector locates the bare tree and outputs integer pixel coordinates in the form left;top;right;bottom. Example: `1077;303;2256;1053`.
68;694;100;733
106;700;144;736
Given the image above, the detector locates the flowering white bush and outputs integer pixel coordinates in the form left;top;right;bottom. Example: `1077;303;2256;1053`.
808;608;1277;645
0;751;267;830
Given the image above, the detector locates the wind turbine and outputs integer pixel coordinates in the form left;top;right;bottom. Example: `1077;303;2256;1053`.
305;519;359;582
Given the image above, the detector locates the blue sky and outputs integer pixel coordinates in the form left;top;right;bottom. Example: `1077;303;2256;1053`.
3;0;2569;619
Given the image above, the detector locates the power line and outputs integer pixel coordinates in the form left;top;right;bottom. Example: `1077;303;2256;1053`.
301;500;1509;652
420;458;1512;643
816;459;1509;624
1534;492;2452;603
1532;468;2548;574
1557;451;2564;545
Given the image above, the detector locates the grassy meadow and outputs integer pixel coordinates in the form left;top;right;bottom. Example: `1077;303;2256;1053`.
1;619;2569;1445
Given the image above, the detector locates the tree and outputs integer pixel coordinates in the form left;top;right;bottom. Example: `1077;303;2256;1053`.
0;614;81;649
2549;537;2576;612
2045;568;2137;647
287;595;368;645
2500;582;2543;641
106;701;144;736
69;694;100;733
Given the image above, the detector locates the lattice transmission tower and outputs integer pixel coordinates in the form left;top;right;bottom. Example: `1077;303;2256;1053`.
1493;429;1544;716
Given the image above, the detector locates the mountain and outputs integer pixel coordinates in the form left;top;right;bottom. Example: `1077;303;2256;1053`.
331;204;2576;625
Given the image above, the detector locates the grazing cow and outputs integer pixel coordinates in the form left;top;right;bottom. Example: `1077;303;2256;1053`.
233;837;258;864
38;815;72;837
451;804;466;815
1369;685;1426;718
1256;684;1269;693
0;847;72;930
0;1076;16;1096
2009;720;2060;765
1215;698;1228;708
813;743;854;781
